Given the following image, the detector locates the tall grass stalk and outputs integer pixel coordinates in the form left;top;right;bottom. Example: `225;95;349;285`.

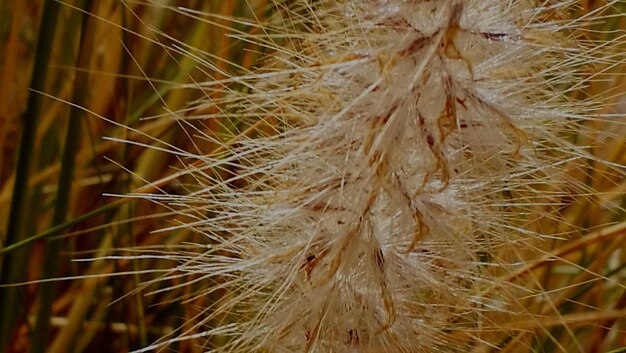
30;1;95;351
0;0;61;350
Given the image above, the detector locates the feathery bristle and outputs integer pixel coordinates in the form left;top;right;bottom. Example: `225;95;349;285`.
122;1;625;352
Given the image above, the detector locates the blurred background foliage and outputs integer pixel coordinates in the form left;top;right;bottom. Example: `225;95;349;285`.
0;0;624;352
0;1;271;351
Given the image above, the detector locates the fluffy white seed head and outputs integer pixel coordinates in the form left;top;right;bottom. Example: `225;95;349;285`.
125;1;624;352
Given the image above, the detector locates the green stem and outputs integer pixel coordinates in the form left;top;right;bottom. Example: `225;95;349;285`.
0;199;126;257
0;0;61;350
29;1;95;352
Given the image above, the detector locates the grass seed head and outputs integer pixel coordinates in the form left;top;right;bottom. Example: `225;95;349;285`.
120;1;625;352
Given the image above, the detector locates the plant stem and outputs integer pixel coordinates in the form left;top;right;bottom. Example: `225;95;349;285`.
0;0;61;350
30;0;95;351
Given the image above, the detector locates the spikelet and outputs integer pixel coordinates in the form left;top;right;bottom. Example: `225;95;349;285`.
128;1;623;352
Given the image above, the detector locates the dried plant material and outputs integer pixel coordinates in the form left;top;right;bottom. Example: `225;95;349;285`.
70;1;625;352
